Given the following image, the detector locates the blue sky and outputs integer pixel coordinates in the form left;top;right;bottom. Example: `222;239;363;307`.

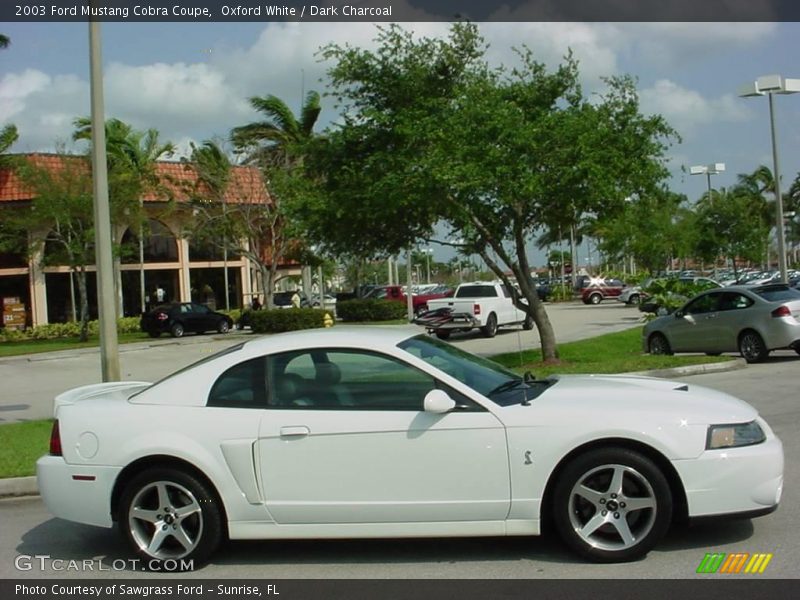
2;20;800;264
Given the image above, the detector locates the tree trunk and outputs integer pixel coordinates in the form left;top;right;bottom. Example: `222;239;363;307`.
76;267;90;342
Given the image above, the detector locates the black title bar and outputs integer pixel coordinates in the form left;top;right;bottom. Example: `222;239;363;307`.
3;0;800;22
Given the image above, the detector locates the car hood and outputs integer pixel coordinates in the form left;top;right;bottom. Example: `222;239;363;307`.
512;374;758;426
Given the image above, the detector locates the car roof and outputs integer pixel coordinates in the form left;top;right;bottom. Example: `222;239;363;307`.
238;325;421;355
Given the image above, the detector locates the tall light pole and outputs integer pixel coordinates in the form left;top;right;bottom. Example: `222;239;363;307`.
690;163;725;278
739;74;800;284
89;21;120;382
690;162;725;205
424;248;433;284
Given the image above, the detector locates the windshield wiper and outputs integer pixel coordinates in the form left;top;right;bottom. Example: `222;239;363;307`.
488;378;525;396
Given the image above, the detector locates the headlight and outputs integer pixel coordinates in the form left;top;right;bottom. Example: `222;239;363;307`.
706;421;766;450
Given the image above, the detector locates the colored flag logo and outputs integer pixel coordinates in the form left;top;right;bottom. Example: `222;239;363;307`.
696;552;773;574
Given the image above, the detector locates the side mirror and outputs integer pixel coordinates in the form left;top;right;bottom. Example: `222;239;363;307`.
423;389;456;414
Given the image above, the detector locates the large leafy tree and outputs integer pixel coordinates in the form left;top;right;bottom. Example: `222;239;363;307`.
5;154;97;340
0;124;18;163
300;24;676;361
694;186;770;277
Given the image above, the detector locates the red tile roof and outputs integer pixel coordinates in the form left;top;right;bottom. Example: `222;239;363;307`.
0;153;269;204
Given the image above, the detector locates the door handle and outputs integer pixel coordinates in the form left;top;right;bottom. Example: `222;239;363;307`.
280;426;310;438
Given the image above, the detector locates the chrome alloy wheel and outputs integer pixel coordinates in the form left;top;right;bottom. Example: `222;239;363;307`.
127;480;203;560
567;464;657;552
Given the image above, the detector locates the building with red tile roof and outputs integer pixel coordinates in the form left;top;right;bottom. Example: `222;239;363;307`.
0;154;299;328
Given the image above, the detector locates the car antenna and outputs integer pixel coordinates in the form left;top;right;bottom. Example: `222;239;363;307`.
516;324;533;406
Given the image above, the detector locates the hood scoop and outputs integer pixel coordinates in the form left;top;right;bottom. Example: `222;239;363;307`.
673;384;689;392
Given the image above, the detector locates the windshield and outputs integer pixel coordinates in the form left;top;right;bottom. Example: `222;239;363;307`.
398;334;553;406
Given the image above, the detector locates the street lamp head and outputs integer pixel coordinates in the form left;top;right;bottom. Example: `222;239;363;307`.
739;76;800;97
690;163;725;176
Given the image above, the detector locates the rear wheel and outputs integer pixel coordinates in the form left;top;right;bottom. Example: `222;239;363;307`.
523;315;534;330
147;331;161;339
589;293;603;305
119;468;223;569
648;333;672;356
434;330;451;340
552;448;672;562
217;319;230;334
739;330;768;363
170;323;184;338
481;313;498;338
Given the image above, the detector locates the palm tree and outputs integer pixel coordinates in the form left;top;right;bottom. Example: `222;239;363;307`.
231;91;322;297
0;34;10;49
231;91;321;167
73;118;174;312
737;165;785;269
0;124;18;164
188;140;233;309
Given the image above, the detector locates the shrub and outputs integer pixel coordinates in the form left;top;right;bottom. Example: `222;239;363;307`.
548;284;574;302
337;299;408;322
249;308;330;334
0;316;144;342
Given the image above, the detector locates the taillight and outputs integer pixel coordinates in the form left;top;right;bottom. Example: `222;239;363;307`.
771;305;791;318
156;312;169;321
474;303;481;315
49;420;62;456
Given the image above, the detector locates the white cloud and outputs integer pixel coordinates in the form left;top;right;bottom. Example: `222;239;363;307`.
640;79;750;136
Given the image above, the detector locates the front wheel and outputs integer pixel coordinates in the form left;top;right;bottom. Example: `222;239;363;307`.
119;468;223;569
170;323;184;338
739;330;768;363
217;319;230;334
552;448;672;562
434;330;451;340
589;293;603;305
628;294;640;305
481;313;498;338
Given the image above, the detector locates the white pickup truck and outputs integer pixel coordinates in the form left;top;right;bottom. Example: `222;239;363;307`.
415;281;533;339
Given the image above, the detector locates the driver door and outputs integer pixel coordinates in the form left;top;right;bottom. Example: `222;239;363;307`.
257;348;510;525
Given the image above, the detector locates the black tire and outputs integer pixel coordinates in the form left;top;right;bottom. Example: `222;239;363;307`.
236;321;244;331
739;330;768;363
118;468;224;570
170;323;184;338
217;319;230;334
523;315;534;331
481;313;498;338
147;331;161;339
795;347;800;357
589;293;603;305
628;294;640;305
705;352;722;356
552;447;672;563
648;333;672;356
435;330;451;340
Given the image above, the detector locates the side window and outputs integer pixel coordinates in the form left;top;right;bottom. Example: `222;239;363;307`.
685;293;719;315
501;285;511;298
270;349;444;411
719;292;754;311
207;357;267;408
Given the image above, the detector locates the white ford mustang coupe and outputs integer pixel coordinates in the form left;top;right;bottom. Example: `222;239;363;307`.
37;327;783;567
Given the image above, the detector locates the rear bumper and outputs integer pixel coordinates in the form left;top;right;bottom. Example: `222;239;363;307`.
36;455;120;528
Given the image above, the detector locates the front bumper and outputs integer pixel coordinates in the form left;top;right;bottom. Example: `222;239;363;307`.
36;455;121;528
673;434;783;518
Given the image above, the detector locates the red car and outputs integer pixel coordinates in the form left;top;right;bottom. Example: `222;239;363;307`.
581;278;626;305
367;285;453;314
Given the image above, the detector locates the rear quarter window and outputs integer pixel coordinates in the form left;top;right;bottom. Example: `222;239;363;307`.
455;285;498;298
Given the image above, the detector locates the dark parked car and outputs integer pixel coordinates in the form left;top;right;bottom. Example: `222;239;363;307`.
140;302;233;338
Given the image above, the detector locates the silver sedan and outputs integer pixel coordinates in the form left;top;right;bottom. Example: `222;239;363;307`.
643;284;800;363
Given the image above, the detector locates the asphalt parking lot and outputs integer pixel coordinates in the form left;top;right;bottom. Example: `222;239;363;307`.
0;301;796;579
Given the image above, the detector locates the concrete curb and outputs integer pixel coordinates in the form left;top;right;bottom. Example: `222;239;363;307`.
0;358;747;499
0;475;37;498
629;358;747;379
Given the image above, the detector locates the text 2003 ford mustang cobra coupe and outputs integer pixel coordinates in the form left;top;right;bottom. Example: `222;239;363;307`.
37;327;783;567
